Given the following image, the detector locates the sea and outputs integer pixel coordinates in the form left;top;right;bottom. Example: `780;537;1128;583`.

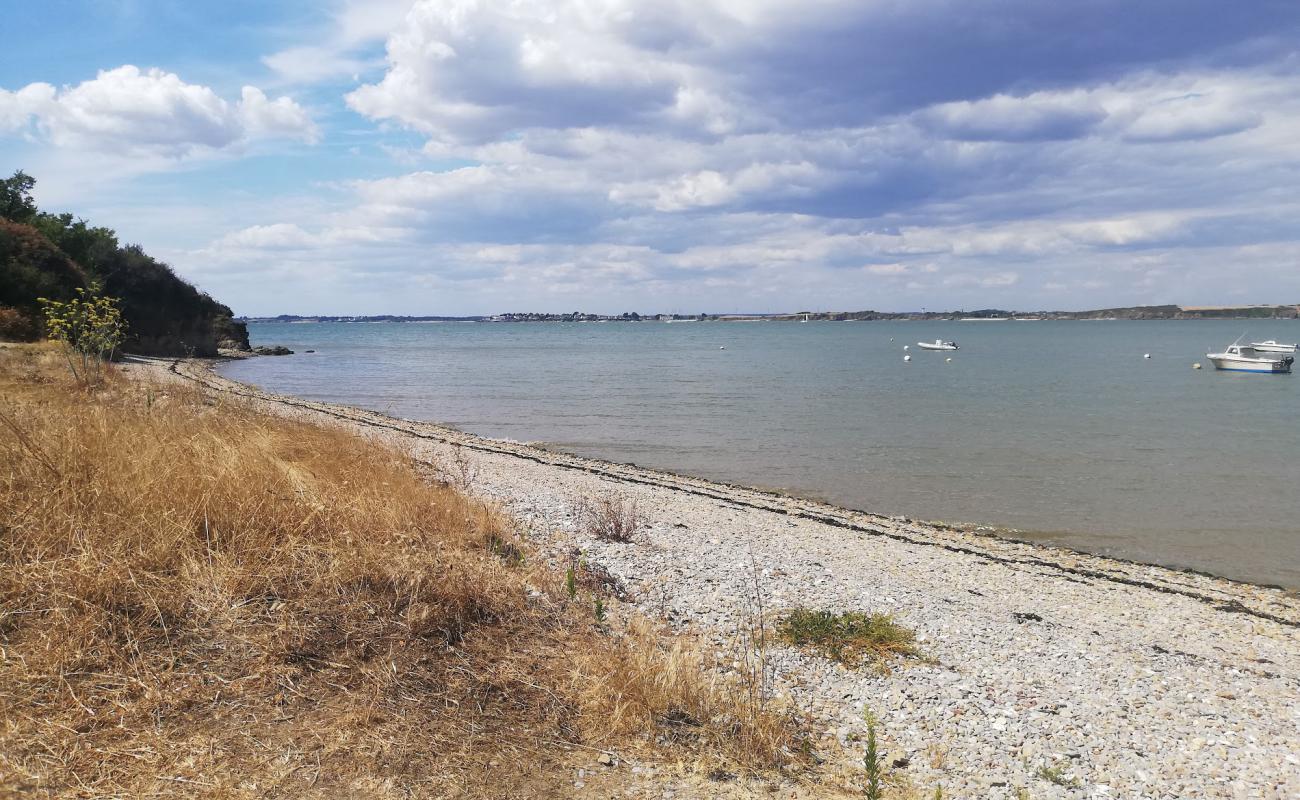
221;319;1300;589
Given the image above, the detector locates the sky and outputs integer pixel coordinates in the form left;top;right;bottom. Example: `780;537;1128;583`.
3;1;1300;316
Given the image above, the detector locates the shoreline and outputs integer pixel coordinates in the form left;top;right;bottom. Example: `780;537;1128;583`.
133;356;1300;797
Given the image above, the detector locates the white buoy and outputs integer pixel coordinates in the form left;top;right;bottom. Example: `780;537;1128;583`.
903;355;912;362
889;337;895;342
719;346;726;350
903;345;910;351
1193;362;1203;370
1143;353;1151;359
945;357;952;362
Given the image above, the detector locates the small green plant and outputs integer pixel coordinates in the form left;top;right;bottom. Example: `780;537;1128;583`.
777;609;918;667
594;597;606;623
565;565;577;599
934;787;944;800
1015;788;1031;800
39;288;125;385
482;531;526;566
862;717;884;800
1036;760;1081;788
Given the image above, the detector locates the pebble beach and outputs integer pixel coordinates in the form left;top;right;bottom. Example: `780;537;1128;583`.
140;357;1300;799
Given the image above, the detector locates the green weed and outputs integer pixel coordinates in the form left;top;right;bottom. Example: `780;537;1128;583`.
777;609;918;667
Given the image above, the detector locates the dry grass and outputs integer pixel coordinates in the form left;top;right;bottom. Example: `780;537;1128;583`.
0;345;808;798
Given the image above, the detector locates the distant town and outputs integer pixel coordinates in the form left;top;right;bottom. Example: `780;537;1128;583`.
242;304;1300;324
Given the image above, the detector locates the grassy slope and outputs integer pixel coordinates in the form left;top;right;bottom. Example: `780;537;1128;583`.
0;345;807;798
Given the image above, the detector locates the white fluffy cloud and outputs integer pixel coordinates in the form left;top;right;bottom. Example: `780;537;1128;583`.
0;66;317;158
343;0;742;143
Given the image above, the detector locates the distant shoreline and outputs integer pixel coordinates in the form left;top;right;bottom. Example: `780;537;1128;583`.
242;304;1300;324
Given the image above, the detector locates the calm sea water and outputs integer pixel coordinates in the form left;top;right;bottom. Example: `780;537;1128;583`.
222;320;1300;588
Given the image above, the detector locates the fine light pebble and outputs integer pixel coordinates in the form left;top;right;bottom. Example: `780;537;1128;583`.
146;358;1300;799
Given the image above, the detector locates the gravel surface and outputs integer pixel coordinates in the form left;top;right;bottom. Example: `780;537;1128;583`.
139;357;1300;799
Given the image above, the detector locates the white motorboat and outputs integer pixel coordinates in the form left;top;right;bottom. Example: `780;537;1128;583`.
1249;339;1298;354
916;339;959;351
1206;343;1293;373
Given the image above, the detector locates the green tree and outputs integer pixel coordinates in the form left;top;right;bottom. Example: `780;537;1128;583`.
0;219;89;340
32;212;119;273
0;170;38;223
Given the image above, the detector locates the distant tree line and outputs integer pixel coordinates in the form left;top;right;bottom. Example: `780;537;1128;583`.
0;170;248;355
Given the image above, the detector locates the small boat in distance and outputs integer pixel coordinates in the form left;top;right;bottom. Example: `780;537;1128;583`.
1206;343;1293;373
917;339;959;351
1249;339;1298;354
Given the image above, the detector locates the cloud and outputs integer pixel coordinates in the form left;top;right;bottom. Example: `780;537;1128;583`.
345;0;688;144
211;223;318;250
22;1;1300;315
262;47;373;85
1120;90;1262;142
345;0;1300;145
865;263;910;276
0;66;317;158
918;92;1107;142
261;0;415;84
0;83;56;133
609;162;822;211
238;87;319;142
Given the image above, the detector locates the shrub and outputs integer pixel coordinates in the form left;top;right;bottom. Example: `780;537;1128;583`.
39;288;125;384
573;491;647;543
0;306;41;341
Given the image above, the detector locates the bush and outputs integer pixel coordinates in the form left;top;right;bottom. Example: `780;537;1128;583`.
574;491;647;542
0;306;41;341
39;288;125;385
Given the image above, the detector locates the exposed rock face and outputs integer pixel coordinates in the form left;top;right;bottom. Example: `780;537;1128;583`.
213;315;250;351
252;345;293;356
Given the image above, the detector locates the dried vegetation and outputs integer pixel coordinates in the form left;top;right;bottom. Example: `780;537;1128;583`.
572;491;647;543
0;345;808;798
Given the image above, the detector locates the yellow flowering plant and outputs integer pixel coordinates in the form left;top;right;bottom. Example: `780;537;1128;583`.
38;288;126;385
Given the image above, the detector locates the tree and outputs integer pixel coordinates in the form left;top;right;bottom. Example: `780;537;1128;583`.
0;170;38;223
32;212;119;273
0;219;89;340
